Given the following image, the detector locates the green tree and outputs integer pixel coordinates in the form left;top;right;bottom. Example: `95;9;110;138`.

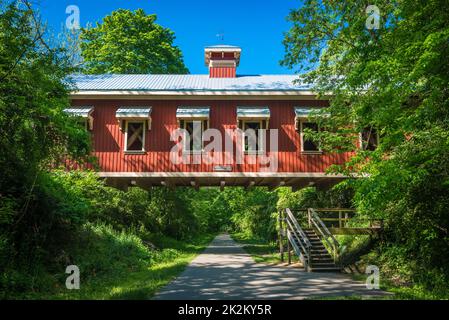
80;9;189;74
0;1;91;275
282;0;449;290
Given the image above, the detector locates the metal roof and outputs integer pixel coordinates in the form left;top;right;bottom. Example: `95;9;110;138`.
205;45;241;49
237;107;271;118
64;107;93;117
295;107;330;117
177;107;211;119
116;107;152;118
68;74;312;92
205;45;242;52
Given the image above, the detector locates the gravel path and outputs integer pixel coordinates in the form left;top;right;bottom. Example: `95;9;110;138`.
154;234;387;300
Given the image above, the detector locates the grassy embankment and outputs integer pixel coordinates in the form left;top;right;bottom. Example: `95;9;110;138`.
6;226;214;300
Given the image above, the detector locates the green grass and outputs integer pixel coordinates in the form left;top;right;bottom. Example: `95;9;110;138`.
3;225;215;300
312;276;449;300
231;232;298;264
346;273;449;300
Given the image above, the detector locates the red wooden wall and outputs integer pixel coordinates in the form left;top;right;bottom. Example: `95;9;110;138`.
71;99;354;173
209;67;236;78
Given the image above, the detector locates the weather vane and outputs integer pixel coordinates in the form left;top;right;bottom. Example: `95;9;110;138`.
216;32;225;42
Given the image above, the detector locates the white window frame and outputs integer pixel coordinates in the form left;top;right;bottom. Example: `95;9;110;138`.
64;107;94;130
77;118;89;131
359;127;380;151
299;119;322;154
240;119;268;155
124;120;146;154
179;119;208;155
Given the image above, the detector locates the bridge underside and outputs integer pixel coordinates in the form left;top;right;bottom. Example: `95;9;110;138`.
100;172;348;191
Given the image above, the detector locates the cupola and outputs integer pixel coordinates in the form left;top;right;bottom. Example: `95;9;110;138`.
205;45;241;78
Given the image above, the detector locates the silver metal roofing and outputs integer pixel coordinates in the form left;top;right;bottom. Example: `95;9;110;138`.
295;107;330;117
116;107;152;118
64;107;93;117
177;107;211;119
237;107;271;118
205;45;241;49
68;74;311;92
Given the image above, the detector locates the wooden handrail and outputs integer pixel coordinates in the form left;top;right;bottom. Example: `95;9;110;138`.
294;208;356;212
286;230;308;269
308;208;341;262
285;217;310;257
284;208;312;270
286;208;312;248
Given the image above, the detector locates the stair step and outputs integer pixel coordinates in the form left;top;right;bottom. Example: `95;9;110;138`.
311;259;334;264
309;267;341;272
310;254;333;258
311;260;335;264
310;252;332;258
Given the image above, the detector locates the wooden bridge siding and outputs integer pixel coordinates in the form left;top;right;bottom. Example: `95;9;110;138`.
71;99;354;173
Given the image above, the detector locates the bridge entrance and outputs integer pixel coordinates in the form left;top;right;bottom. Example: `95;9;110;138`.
279;208;383;272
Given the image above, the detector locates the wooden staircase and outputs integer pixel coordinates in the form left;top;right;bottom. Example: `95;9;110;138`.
281;208;341;272
303;228;340;272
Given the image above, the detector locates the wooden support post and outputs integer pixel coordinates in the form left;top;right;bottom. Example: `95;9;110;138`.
161;180;175;191
190;180;199;191
279;211;284;263
246;180;255;190
220;181;225;192
308;208;312;228
339;211;342;228
287;238;291;265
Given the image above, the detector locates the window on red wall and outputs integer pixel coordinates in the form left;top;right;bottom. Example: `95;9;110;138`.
299;121;321;153
361;127;379;151
125;121;145;152
179;120;208;153
238;119;268;154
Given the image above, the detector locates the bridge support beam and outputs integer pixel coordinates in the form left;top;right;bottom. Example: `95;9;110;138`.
245;180;255;190
190;180;199;191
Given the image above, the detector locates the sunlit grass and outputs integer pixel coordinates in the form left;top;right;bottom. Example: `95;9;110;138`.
26;231;215;300
231;232;298;265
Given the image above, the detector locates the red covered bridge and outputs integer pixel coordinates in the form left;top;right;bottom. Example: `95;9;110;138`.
67;45;367;189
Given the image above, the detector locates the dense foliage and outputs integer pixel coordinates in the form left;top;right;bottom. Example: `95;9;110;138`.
282;0;449;292
0;1;92;291
80;9;189;74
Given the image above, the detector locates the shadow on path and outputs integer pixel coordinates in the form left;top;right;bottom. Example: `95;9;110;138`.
154;234;387;300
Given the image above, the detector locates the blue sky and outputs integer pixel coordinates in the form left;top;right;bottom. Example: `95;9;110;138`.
36;0;301;75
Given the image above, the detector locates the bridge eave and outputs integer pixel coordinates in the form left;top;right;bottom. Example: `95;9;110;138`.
98;172;351;190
